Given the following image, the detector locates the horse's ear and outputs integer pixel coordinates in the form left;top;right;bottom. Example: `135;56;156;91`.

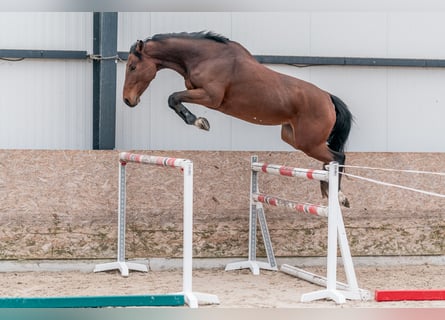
136;40;144;53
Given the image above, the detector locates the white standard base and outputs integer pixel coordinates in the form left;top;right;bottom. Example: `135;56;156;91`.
93;261;148;277
180;291;220;308
301;289;346;304
225;260;278;276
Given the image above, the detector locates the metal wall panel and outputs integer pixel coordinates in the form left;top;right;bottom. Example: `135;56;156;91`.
0;12;92;51
310;12;388;58
388;13;445;59
387;68;445;151
309;66;389;152
0;12;93;149
231;12;311;56
0;59;93;149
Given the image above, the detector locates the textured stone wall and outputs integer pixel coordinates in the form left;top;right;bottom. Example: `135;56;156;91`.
0;150;443;260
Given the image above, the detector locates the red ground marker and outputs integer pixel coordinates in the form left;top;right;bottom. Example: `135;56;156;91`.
375;290;445;302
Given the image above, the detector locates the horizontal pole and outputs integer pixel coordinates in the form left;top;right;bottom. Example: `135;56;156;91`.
4;49;445;69
255;55;445;68
252;162;328;182
0;49;87;60
253;193;328;217
281;264;372;301
117;51;445;68
119;152;190;168
281;264;349;290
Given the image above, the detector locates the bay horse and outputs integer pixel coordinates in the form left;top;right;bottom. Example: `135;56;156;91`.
122;31;353;207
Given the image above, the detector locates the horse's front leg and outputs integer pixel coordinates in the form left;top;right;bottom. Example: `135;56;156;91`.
168;91;210;131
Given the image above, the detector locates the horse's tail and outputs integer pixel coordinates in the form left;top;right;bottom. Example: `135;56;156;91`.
328;94;353;153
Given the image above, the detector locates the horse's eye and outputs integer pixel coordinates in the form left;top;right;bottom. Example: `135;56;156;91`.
129;65;136;71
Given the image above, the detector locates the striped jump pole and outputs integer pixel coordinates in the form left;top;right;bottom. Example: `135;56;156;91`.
225;155;370;304
253;193;328;217
251;162;329;182
94;152;219;308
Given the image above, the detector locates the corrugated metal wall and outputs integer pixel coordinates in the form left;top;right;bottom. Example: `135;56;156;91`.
2;12;445;151
0;12;93;149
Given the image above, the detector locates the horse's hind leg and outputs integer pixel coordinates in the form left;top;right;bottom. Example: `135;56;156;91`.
281;124;349;207
323;149;349;208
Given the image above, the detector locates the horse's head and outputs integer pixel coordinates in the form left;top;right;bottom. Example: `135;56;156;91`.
123;40;157;107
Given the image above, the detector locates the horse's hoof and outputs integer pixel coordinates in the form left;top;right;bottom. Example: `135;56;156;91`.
339;191;350;208
195;117;210;131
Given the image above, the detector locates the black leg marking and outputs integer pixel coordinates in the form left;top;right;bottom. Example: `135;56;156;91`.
321;150;350;208
168;95;196;124
168;94;210;131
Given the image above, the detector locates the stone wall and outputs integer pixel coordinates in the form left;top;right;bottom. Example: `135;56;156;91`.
0;150;443;259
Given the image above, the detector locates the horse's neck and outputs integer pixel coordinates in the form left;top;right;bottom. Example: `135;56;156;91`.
148;39;204;76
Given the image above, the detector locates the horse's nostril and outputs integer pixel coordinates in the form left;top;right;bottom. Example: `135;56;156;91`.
124;98;131;106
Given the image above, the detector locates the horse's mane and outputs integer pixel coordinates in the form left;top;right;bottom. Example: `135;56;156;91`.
150;31;230;44
129;31;230;58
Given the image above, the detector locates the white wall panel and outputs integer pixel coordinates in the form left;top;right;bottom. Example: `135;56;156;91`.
118;12;152;52
310;66;388;152
387;68;445;151
231;12;311;55
149;12;232;36
388;13;445;59
310;13;388;58
0;12;92;51
0;60;92;149
0;12;93;149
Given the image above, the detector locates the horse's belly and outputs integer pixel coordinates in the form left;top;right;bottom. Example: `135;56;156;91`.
220;103;288;126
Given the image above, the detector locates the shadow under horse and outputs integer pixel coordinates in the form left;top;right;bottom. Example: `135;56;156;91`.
122;31;353;207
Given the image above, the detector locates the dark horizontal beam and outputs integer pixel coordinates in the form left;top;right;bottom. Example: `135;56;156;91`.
118;51;445;68
0;49;87;60
3;48;445;69
254;55;445;68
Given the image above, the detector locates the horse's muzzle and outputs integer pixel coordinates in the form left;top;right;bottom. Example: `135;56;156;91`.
123;96;139;107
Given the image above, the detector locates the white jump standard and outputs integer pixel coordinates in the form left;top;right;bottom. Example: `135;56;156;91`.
93;153;149;277
94;152;219;308
225;155;370;303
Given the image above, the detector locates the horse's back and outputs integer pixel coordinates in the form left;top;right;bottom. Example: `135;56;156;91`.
186;38;335;128
220;49;333;124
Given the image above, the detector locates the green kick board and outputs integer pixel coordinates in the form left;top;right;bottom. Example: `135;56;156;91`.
0;294;184;308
